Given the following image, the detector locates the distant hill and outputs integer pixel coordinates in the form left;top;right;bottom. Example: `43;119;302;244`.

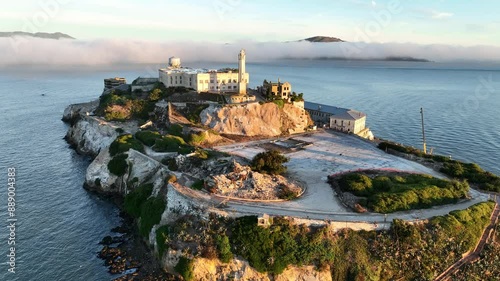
301;36;345;43
282;56;431;63
0;32;74;40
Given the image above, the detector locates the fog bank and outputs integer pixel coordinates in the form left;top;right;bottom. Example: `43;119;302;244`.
2;37;500;66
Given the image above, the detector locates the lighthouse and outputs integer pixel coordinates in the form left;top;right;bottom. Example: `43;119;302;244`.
238;49;247;94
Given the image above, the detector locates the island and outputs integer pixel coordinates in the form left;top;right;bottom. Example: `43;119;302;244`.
62;49;500;281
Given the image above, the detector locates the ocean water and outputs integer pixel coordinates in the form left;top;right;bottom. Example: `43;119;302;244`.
0;60;499;280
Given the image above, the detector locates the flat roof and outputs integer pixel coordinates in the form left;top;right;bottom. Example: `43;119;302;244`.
305;101;366;120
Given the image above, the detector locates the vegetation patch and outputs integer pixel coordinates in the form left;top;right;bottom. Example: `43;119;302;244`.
107;153;128;176
123;183;153;218
139;196;165;237
378;141;500;192
109;134;144;156
441;162;500;192
215;234;233;263
229;202;494;279
175;256;194;281
250;150;288;175
156;225;169;258
153;135;191;153
135;130;162;146
331;172;469;213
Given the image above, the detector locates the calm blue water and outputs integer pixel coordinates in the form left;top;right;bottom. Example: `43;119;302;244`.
0;60;499;280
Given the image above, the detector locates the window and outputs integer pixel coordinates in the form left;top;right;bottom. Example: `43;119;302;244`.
233;79;237;83
222;80;226;84
233;86;237;89
205;80;209;83
210;86;214;90
210;79;214;83
216;86;219;89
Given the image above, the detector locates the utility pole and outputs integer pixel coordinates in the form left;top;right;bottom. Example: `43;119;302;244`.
420;107;427;154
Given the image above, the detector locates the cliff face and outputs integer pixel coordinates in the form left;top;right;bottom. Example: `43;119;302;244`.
65;115;120;157
200;103;312;137
190;258;332;281
63;101;119;157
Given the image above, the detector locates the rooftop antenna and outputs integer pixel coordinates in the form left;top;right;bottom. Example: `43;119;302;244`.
420;107;427;154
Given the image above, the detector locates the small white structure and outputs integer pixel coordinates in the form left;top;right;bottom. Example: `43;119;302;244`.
257;214;272;228
305;101;373;139
159;49;249;94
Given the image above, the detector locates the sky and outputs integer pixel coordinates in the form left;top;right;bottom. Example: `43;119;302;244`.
2;0;500;66
1;0;500;46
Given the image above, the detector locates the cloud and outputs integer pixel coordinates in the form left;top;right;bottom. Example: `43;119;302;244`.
1;37;500;68
431;10;454;19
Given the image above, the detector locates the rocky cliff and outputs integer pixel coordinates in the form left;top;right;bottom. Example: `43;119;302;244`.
200;102;312;136
190;258;332;281
63;101;334;281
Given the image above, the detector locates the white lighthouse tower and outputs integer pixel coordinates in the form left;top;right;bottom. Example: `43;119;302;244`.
238;49;246;94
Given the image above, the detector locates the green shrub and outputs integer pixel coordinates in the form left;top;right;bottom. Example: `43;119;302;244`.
109;134;144;156
123;183;153;218
156;225;169;258
188;132;206;145
105;110;129;121
149;88;162;102
107;153;128;176
175;256;194;281
251;150;288;175
153;135;187;152
139;196;165;237
372;176;393;192
135;130;162;146
441;162;465;177
167;124;184;137
272;99;285;109
338;173;373;196
130;99;155;121
215;234;233;263
335;172;469;213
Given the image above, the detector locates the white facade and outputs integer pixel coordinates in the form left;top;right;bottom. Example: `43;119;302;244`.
159;49;249;94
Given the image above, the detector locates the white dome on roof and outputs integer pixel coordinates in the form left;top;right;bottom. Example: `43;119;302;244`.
169;57;181;68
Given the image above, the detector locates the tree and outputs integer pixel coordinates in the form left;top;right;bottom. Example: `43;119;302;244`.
149;88;162;102
251;150;288;175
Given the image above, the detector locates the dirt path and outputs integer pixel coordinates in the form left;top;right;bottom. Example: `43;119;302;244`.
434;198;500;281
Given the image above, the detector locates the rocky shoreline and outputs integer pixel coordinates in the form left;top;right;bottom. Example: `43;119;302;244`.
97;210;178;281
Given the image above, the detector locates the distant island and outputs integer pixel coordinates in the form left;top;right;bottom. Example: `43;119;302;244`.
300;36;345;43
281;55;431;62
0;31;74;40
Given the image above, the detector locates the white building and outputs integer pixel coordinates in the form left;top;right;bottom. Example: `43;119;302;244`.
305;101;373;139
159;50;249;94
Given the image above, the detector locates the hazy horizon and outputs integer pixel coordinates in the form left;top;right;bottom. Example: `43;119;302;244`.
2;37;500;67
